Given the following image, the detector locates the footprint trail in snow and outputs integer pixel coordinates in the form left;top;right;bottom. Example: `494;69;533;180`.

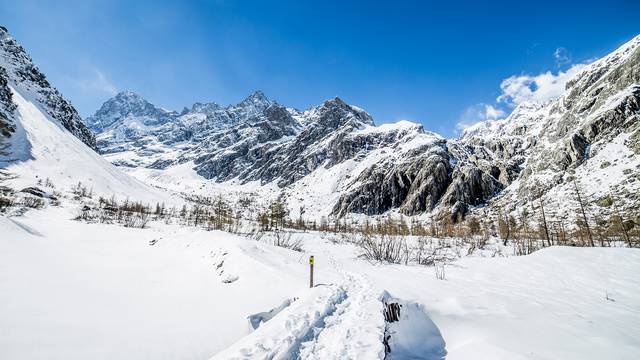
211;252;445;360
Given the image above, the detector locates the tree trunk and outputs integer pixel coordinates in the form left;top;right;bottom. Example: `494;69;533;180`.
573;181;594;247
540;199;551;247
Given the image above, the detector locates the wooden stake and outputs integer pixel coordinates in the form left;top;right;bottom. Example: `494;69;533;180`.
309;255;314;288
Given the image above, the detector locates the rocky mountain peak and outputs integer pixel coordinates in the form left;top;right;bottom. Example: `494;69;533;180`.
190;101;221;113
243;90;269;103
309;96;374;130
235;90;275;113
321;96;354;110
326;96;346;106
113;90;143;102
86;90;176;132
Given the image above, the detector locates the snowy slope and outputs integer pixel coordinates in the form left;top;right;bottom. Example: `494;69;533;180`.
0;207;304;360
298;234;640;360
2;206;639;360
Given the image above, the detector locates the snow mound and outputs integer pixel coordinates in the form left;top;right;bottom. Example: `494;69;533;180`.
381;291;447;360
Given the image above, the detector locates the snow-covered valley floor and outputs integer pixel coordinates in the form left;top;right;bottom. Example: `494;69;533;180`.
1;206;639;360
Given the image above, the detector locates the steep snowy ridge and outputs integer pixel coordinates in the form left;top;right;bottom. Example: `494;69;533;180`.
0;26;95;149
0;27;176;204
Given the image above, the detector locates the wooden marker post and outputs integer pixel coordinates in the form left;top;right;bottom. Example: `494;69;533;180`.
309;255;315;288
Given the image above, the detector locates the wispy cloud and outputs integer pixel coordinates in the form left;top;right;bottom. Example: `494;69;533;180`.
69;67;118;97
553;47;572;67
56;65;120;116
86;68;118;96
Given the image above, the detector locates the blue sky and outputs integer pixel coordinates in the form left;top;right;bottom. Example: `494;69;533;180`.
2;0;638;137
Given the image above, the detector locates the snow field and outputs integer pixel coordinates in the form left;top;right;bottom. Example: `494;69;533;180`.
1;205;639;360
0;206;304;360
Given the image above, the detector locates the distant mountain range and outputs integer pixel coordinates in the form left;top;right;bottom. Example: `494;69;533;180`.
2;24;639;222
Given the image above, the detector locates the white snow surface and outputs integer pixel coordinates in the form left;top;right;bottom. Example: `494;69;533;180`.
2;206;640;360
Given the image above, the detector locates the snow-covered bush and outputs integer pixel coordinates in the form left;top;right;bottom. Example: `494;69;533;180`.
433;262;446;280
20;195;45;209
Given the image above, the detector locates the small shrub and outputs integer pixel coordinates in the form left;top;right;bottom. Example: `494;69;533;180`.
0;194;13;211
123;212;149;228
596;196;613;207
359;233;408;264
269;230;303;252
434;262;446;280
21;196;45;209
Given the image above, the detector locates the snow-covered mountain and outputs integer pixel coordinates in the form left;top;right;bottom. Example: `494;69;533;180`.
457;34;640;220
0;27;175;204
90;91;454;217
89;34;640;221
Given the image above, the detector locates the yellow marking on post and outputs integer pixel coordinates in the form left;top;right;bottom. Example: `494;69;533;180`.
309;256;315;265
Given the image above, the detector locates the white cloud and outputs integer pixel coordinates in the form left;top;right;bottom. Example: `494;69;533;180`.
454;50;594;134
496;63;588;106
456;103;505;132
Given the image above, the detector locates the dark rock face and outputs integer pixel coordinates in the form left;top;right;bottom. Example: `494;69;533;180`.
0;27;96;149
332;147;452;217
242;97;375;187
192;95;303;182
0;67;17;138
438;164;503;220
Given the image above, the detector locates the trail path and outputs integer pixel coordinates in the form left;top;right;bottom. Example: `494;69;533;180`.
211;249;445;360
